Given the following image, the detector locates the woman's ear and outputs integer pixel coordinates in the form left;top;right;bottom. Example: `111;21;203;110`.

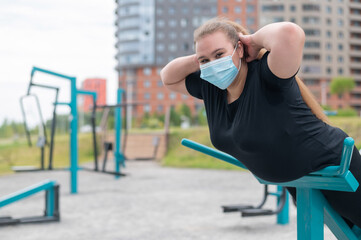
237;40;244;59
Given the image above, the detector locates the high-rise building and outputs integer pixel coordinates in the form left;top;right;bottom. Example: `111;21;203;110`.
259;0;361;113
114;0;257;127
81;78;107;112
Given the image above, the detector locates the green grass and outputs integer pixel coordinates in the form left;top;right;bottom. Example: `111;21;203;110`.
162;127;243;171
0;133;95;175
162;117;361;170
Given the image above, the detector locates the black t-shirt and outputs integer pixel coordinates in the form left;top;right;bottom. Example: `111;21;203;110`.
185;51;347;182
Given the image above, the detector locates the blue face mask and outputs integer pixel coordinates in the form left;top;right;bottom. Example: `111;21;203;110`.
200;45;241;90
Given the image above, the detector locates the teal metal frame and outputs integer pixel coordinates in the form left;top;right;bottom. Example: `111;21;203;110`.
115;88;125;178
0;180;60;225
181;137;361;239
30;67;126;193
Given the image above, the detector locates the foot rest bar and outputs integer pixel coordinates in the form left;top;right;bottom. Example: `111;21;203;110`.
0;180;57;208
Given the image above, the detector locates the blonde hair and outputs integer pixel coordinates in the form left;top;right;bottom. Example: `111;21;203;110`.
194;18;329;124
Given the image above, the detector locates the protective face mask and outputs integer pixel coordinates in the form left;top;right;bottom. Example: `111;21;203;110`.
200;45;241;90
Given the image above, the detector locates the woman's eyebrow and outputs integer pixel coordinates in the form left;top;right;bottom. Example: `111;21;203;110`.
197;48;226;60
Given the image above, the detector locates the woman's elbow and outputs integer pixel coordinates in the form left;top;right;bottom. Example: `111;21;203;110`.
282;22;305;46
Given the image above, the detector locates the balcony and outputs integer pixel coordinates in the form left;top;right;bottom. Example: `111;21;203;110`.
349;26;361;33
350;62;361;68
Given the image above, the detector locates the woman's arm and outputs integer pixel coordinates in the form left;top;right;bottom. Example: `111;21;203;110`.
160;54;200;95
239;22;305;79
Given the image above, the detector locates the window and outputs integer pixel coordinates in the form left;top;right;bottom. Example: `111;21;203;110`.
222;6;228;13
338;68;343;75
247;17;255;25
169;32;177;39
157;20;165;27
157;32;164;40
326;6;332;14
168;44;177;52
157;105;164;112
338;7;343;15
143;104;151;113
157;44;165;51
304;41;320;48
327;31;332;38
338;31;344;39
143;68;151;76
302;65;321;74
327;67;332;74
169;19;177;27
338;44;343;50
183;43;189;51
262;5;284;12
304;29;321;36
303;54;320;61
157;80;163;87
303;17;320;24
338;56;344;63
246;5;254;13
302;4;320;11
144;93;151;100
157;93;164;100
326;18;332;25
180;18;187;27
169;7;175;15
327;55;332;63
235;6;241;13
290;5;296;12
144;80;151;88
169;92;176;100
182;7;189;14
338;19;344;26
326;43;332;50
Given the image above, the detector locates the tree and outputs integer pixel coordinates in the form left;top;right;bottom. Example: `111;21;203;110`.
330;77;355;99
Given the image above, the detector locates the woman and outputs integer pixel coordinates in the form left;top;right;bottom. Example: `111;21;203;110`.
160;18;361;228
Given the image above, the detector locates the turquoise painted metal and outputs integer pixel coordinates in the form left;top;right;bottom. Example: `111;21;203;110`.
115;88;125;179
32;66;78;194
31;67;98;194
0;180;56;208
181;138;288;225
181;137;361;239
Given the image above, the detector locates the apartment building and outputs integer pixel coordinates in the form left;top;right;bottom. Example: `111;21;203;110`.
259;0;361;112
81;78;107;112
114;0;259;126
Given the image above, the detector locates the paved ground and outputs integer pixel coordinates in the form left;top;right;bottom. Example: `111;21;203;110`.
0;160;336;240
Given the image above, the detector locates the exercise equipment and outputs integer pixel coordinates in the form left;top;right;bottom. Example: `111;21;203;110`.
221;184;288;220
181;137;361;239
0;180;60;226
27;67;125;193
15;80;60;172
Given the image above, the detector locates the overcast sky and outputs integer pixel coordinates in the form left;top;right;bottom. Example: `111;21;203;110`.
0;0;117;124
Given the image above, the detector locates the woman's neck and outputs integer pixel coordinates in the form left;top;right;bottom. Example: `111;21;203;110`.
226;61;248;104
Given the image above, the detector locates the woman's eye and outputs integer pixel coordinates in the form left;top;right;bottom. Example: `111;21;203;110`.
200;59;209;64
215;53;223;58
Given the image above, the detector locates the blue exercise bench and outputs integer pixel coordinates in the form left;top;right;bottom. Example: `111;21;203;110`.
181;137;361;239
0;180;60;226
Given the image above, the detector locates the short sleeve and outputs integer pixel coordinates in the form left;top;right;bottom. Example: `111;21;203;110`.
185;70;203;100
260;51;298;89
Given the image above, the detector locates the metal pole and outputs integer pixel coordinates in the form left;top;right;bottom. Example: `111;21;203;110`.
70;78;78;194
115;89;125;179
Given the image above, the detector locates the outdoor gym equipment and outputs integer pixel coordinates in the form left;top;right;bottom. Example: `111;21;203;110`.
28;67;125;194
221;184;288;220
15;79;60;172
0;180;60;226
181;137;361;239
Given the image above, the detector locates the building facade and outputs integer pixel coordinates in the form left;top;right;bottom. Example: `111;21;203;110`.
114;0;259;126
259;0;361;112
81;78;107;112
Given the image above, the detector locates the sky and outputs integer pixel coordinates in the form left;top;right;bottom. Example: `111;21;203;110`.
0;0;118;124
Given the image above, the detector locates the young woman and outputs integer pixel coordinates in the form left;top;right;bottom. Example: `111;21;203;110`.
160;18;361;228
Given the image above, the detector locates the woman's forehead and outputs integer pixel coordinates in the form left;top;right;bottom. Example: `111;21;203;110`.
195;31;234;55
